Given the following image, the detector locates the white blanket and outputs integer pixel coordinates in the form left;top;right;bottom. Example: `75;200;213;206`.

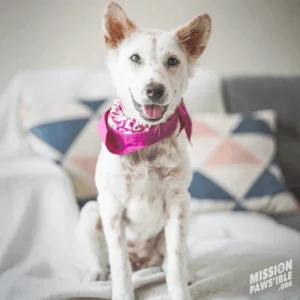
0;156;300;300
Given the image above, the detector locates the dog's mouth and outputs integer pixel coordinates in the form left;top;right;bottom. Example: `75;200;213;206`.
130;91;169;122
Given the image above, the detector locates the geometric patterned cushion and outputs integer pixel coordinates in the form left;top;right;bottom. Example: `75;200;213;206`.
189;110;298;214
21;99;109;205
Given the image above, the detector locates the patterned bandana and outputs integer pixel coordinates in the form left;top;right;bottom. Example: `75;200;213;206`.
97;99;192;155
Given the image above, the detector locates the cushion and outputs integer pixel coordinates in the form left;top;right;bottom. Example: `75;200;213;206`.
222;76;300;201
188;110;298;214
21;98;109;204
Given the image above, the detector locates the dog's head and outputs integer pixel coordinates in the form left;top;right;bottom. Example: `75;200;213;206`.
103;2;211;124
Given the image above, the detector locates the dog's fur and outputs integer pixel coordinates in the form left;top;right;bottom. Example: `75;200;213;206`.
77;2;211;299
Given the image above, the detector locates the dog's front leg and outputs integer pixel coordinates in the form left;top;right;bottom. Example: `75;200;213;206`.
165;191;191;300
100;194;134;300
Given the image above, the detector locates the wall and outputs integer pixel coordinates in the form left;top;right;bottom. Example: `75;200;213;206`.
1;0;300;93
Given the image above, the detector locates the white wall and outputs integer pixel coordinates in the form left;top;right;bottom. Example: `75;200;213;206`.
1;0;300;93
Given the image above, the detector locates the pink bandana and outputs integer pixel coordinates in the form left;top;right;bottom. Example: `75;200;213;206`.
97;99;192;155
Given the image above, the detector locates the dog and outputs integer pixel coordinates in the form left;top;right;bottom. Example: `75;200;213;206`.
77;2;211;300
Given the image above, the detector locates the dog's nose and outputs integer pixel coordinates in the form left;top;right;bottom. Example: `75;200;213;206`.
145;83;165;102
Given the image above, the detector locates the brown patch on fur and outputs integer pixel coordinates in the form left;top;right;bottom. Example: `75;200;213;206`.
180;222;185;237
123;173;132;195
147;151;158;162
127;241;135;248
154;167;164;180
125;174;131;181
118;234;122;246
127;230;165;271
178;204;186;231
122;210;130;224
163;199;169;221
167;167;180;177
128;252;138;262
110;215;118;229
176;14;211;60
104;2;137;49
178;212;185;220
158;147;167;156
147;237;154;245
96;218;103;231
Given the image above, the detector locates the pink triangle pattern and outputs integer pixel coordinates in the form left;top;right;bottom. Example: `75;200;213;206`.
205;139;260;165
193;121;219;137
70;156;98;177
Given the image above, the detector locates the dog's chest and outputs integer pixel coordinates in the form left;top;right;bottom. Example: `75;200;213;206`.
120;137;185;238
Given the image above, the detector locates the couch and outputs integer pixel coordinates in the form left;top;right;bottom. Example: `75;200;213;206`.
0;69;299;300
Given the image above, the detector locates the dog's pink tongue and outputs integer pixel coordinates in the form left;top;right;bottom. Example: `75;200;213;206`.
142;105;164;119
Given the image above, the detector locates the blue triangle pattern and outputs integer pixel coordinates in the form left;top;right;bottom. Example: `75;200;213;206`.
188;171;234;200
244;169;285;198
232;117;273;136
80;99;107;112
30;118;89;154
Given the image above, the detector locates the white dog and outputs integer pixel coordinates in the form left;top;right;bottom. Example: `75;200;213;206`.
77;2;211;300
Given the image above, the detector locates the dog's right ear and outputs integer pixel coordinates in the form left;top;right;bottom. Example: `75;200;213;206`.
176;14;211;60
103;1;137;49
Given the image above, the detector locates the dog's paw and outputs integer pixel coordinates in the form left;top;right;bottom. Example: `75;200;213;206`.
84;269;109;282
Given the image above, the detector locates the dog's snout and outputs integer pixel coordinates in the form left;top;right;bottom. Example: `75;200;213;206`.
145;82;165;102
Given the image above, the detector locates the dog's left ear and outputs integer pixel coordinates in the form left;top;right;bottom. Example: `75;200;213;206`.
176;14;211;60
103;2;137;49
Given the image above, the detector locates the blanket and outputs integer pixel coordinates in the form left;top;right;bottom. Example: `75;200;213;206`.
0;156;300;300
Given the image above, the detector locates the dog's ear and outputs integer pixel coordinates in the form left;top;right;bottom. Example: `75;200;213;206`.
176;14;211;60
103;1;137;49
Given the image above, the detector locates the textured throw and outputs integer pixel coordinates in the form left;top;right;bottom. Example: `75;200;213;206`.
98;99;192;155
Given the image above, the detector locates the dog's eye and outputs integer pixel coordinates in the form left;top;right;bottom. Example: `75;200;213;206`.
167;57;179;66
130;54;141;63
